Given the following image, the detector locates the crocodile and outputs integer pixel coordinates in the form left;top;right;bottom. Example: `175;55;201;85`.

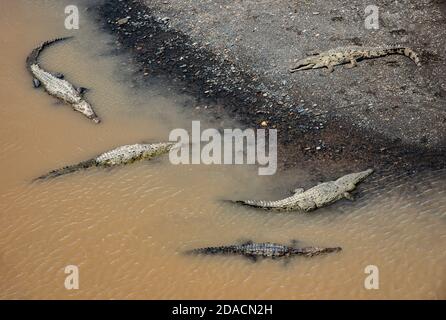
234;169;373;211
187;241;342;261
26;37;100;123
289;46;421;73
35;142;175;180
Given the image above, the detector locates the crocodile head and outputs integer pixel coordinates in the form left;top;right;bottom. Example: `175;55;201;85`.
335;169;373;191
91;117;101;124
320;247;342;254
289;55;328;72
296;246;342;257
72;101;101;124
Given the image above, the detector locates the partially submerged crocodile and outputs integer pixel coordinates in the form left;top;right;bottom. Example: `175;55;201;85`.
290;46;421;73
188;241;342;261
234;169;373;211
35;142;175;180
26;37;100;123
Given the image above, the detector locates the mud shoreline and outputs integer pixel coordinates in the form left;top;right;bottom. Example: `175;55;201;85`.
93;0;445;175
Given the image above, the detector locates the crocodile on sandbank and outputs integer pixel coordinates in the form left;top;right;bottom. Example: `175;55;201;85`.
290;46;421;73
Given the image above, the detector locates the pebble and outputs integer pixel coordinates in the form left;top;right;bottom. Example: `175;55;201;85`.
116;16;130;25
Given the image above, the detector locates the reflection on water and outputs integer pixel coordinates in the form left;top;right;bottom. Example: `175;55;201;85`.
0;0;444;299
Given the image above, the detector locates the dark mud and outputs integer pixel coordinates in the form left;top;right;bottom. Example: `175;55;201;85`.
93;0;446;176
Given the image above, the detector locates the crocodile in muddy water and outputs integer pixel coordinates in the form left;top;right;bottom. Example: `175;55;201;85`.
35;142;175;180
233;169;373;211
188;241;342;261
26;37;101;123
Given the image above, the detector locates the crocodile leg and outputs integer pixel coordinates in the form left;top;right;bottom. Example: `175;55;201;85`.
245;255;258;262
32;78;41;88
326;64;335;73
52;72;64;79
298;198;317;211
343;192;355;201
237;239;253;246
76;87;88;95
345;59;358;68
344;192;355;201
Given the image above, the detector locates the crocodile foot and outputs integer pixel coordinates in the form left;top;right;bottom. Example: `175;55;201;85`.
32;78;41;88
52;72;64;79
76;87;88;95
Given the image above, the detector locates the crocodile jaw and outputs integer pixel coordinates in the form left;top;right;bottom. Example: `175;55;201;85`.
336;169;374;191
72;101;100;123
350;169;374;184
290;62;316;72
296;246;342;257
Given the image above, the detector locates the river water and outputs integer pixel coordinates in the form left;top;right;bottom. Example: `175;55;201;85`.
0;0;444;299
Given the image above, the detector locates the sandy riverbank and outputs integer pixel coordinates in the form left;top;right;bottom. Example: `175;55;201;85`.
94;0;446;175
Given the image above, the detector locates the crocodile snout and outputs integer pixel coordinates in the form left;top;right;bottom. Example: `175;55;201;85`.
356;169;374;182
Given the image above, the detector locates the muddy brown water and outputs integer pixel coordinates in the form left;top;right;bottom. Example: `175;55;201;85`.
0;0;445;299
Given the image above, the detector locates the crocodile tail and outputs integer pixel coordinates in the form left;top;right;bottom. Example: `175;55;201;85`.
384;47;422;66
185;247;209;255
26;36;74;68
235;199;276;209
221;199;274;210
34;159;96;181
186;246;233;255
